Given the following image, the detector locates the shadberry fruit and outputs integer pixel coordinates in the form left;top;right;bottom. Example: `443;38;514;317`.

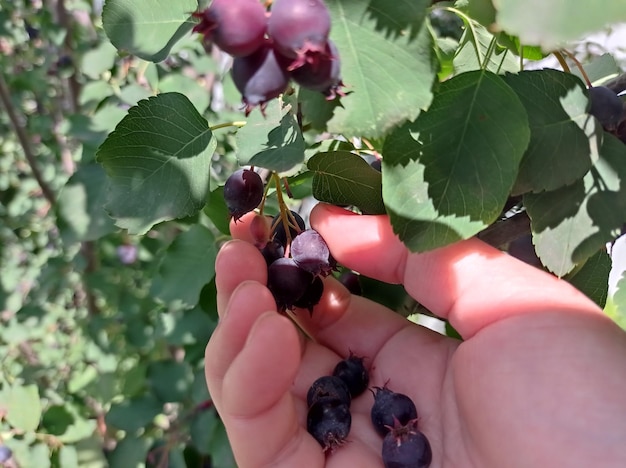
223;169;264;220
306;400;351;452
294;275;324;314
192;0;267;57
382;419;432;468
307;375;351;407
371;385;418;437
267;257;313;311
291;229;335;276
271;210;306;247
268;0;331;70
231;43;290;114
587;86;624;131
338;270;362;295
290;40;344;99
260;239;285;266
333;353;369;398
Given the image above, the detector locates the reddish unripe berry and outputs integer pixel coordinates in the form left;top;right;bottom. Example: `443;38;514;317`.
231;43;290;114
249;214;271;248
192;0;267;57
268;0;331;69
290;40;345;99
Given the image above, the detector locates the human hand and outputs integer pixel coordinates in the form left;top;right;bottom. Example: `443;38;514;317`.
205;203;626;467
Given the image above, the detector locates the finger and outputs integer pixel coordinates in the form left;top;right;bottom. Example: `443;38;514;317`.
205;281;277;413
311;204;602;339
215;240;268;316
221;311;325;467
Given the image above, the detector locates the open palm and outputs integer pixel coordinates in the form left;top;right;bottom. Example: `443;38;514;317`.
205;204;626;468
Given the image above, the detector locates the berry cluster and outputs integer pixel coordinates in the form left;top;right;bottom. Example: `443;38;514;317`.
305;354;432;467
371;385;432;468
306;353;369;451
193;0;344;114
223;168;335;313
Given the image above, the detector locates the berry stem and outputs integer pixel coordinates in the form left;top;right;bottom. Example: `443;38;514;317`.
209;120;247;131
553;51;571;74
561;49;592;87
272;172;295;247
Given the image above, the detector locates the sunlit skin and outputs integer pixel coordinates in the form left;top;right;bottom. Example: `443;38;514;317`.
205;203;626;467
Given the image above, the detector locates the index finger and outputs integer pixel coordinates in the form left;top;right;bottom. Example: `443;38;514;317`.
310;204;603;339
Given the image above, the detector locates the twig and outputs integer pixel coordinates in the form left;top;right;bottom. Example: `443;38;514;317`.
0;73;56;205
477;210;531;248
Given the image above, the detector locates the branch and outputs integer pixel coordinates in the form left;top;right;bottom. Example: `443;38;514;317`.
0;73;56;205
604;72;626;94
477;210;531;248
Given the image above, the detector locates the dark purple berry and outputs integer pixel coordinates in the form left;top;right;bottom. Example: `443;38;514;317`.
267;257;313;311
508;234;542;269
370;158;382;172
371;385;418;437
268;0;331;69
260;239;285;266
294;275;324;314
231;43;290;114
382;420;432;468
333;353;369;398
0;445;12;463
338;270;362;295
306;400;351;452
306;375;351;407
588;86;624;131
290;40;344;99
271;210;306;247
223;169;264;220
291;229;335;276
192;0;267;57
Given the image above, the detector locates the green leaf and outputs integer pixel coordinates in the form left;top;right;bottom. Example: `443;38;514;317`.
566;249;611;308
570;53;621;86
383;70;530;251
302;0;436;138
96;93;216;235
235;100;305;173
526;134;626;276
102;0;197;62
107;435;152;467
159;74;210;114
105;395;162;432
80;41;118;79
503;69;594;194
454;20;519;74
42;405;73;436
150;224;217;308
308;151;385;215
203;186;231;236
494;0;626;50
147;360;194;403
4;384;42;432
56;446;79;468
56;163;117;244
